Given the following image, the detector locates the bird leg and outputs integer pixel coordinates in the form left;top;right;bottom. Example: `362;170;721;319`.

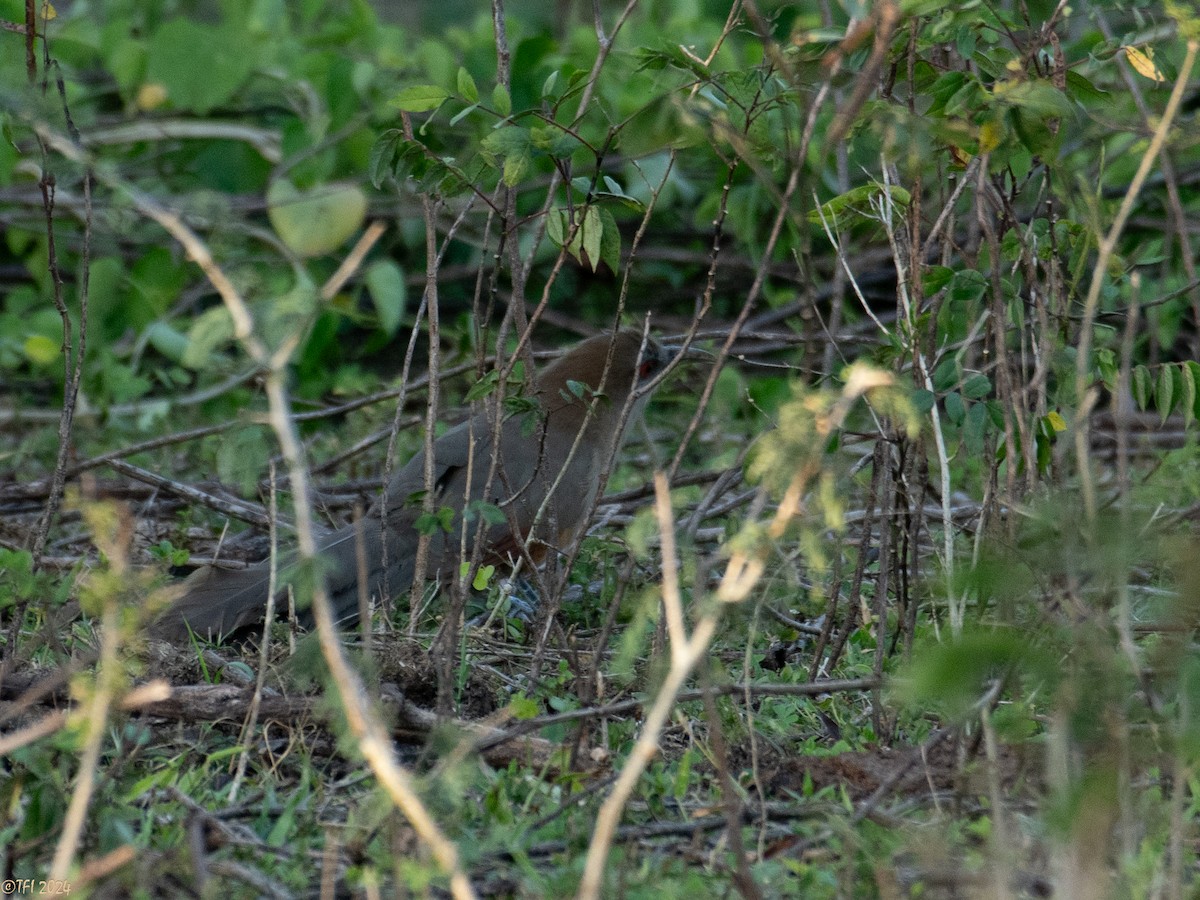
466;574;542;629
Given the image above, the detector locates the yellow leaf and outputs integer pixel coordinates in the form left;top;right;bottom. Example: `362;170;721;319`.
267;180;366;258
979;119;1003;153
1045;411;1067;432
40;2;57;19
1124;45;1165;82
137;83;168;111
24;334;59;366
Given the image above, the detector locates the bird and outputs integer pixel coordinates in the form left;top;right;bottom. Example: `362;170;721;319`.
149;328;699;642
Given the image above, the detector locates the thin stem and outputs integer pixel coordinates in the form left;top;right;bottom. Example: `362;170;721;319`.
1072;39;1198;521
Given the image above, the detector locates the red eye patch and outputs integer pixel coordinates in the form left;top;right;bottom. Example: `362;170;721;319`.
639;359;658;378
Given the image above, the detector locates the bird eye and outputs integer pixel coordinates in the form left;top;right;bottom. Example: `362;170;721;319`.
638;359;659;379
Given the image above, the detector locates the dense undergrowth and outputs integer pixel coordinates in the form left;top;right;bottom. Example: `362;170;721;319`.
3;0;1200;896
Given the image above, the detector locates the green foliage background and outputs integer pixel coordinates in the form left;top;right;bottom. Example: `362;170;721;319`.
3;0;1200;895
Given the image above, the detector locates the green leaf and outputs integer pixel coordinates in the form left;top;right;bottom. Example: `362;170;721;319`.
481;126;531;157
961;373;992;400
509;694;539;719
581;206;602;271
986;401;1005;430
948;270;988;305
1064;70;1107;104
364;260;406;337
472;564;495;591
992;79;1075;118
899;631;1058;719
923;265;954;294
944;80;982;118
530;124;583;159
503;150;530;186
1157;364;1175;423
595;175;643;209
808;183;911;228
415;508;454;535
371;137;471;196
129;248;188;322
911;389;936;415
368;134;399;187
1180;362;1196;430
146;20;253;114
546;202;620;271
597;206;622;273
492;83;512;117
673;749;693;800
956;27;977;60
392;84;451;112
261;285;318;355
368;129;404;188
106;37;146;98
184;306;235;370
1095;348;1118;390
217;425;271;497
944;391;966;426
927;71;969;116
456;67;478;103
449;103;479;126
1132;365;1151;411
635;44;710;79
1035;430;1051;474
464;369;501;401
546;208;567;249
619;92;704;155
267;180;366;258
144;321;190;364
465;501;506;526
1186;362;1200;427
964;400;988;454
1011;108;1061;156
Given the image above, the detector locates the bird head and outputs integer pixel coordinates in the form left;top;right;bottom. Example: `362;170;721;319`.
539;328;710;406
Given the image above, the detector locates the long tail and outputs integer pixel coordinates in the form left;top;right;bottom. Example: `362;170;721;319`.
149;517;414;642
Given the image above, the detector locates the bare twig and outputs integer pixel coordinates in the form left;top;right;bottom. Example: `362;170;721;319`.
103;458;279;531
48;512;123;881
577;472;724;899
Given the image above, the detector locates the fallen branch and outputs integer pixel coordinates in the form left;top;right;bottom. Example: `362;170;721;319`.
0;670;566;773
